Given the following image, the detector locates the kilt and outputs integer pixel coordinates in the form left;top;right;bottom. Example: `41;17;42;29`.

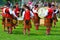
2;17;5;25
5;18;13;27
44;18;53;27
34;14;40;26
24;20;31;29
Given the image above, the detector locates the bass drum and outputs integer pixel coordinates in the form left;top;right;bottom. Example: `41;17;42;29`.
38;7;48;18
40;19;44;25
38;7;48;25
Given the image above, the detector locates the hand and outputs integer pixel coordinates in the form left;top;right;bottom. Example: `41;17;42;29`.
17;11;20;13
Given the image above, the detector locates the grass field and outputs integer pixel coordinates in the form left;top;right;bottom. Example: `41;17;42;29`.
0;17;60;40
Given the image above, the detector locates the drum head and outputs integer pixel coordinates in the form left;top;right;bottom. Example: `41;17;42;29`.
38;7;48;18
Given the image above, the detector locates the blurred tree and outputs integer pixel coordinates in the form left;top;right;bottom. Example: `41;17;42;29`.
3;0;6;2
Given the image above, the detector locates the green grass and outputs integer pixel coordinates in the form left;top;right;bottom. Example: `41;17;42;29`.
0;17;60;40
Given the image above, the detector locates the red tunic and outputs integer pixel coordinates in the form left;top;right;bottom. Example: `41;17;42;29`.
46;8;53;19
44;8;53;27
24;10;31;29
2;8;6;17
15;7;20;16
33;8;38;18
5;8;12;18
24;10;30;20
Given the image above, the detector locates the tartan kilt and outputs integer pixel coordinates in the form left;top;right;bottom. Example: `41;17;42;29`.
24;20;31;29
44;18;53;27
2;17;5;25
5;18;13;27
34;15;40;26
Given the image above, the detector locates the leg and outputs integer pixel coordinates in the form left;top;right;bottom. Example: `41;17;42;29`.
2;17;6;31
23;21;26;35
3;18;7;31
3;24;6;31
23;28;26;35
35;23;39;30
8;27;12;34
46;27;51;35
36;25;39;30
35;17;40;30
7;27;9;33
53;20;56;27
28;28;30;35
14;25;16;29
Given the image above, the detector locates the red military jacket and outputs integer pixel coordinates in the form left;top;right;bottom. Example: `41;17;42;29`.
24;10;30;20
5;8;12;18
46;8;53;19
33;8;38;17
2;8;6;17
15;7;20;17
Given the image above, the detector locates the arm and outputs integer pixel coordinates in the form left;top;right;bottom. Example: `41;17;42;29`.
3;8;6;14
55;9;59;14
22;11;25;18
12;11;18;18
32;8;38;13
30;11;34;18
9;8;13;14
